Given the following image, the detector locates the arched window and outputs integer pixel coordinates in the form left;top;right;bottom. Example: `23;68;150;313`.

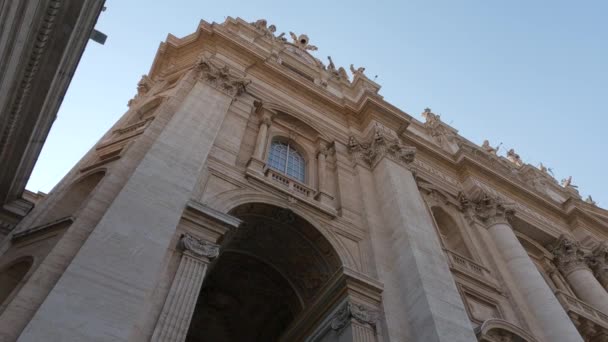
431;207;472;259
267;141;305;182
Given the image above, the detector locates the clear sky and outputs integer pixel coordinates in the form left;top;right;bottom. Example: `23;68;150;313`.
27;0;608;207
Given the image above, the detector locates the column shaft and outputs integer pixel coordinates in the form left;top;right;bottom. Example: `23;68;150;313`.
151;253;208;342
370;157;476;342
317;151;327;192
253;119;269;160
566;268;608;315
553;235;608;315
488;222;583;342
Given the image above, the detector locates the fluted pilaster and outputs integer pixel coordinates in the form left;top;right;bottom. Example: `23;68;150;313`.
151;234;220;342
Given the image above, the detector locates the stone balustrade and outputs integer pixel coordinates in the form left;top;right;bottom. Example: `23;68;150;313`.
265;167;316;198
443;249;498;287
555;290;608;341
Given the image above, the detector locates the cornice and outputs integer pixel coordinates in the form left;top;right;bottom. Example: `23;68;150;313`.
143;16;606;236
147;17;412;137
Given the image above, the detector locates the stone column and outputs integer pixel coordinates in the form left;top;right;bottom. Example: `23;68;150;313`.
552;235;608;315
314;142;333;206
588;242;608;290
151;234;219;342
464;190;583;342
247;101;272;174
348;127;477;342
17;56;250;342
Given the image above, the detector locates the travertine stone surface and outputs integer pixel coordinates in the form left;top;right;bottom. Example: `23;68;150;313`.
151;234;219;342
3;16;608;342
487;222;583;342
17;77;236;342
370;157;476;342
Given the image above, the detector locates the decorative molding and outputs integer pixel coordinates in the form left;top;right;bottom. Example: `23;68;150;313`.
330;301;378;332
475;318;538;342
347;124;416;169
460;189;515;227
194;56;251;97
588;243;608;288
550;235;589;276
180;233;220;259
0;0;62;157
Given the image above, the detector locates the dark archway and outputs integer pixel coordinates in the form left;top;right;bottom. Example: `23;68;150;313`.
185;203;341;341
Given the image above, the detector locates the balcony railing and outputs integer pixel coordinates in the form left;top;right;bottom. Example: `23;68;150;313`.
265;168;315;199
555;290;608;329
443;249;497;287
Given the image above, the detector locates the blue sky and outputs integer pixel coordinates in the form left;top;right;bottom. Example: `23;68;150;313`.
27;0;608;207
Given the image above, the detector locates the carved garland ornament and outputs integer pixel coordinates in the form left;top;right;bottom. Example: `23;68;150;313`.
180;233;220;259
194;56;251;97
330;301;378;332
347;126;416;169
550;235;589;276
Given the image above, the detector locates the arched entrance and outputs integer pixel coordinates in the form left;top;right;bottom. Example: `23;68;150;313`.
185;203;342;341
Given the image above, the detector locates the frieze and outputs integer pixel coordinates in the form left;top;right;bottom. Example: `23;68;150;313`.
194;56;251;97
330;301;378;332
413;158;460;187
348;124;416;169
464;180;566;233
550;235;589;276
180;233;220;259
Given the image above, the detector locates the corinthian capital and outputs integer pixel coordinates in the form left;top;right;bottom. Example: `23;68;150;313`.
461;190;514;227
550;235;589;275
587;242;608;284
180;233;220;259
330;301;378;332
347;124;416;169
195;56;251;97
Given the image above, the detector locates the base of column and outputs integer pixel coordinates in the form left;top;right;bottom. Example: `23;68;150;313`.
246;157;265;175
314;191;334;206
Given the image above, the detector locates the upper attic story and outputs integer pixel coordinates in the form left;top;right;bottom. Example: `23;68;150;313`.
132;16;608;240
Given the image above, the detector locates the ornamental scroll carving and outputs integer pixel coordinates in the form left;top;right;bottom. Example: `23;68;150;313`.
460;190;515;227
587;242;608;286
550;235;589;276
347;125;416;169
194;56;251;97
330;301;378;332
180;233;220;259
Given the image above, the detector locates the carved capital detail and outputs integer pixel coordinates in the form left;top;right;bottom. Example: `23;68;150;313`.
550;235;589;276
180;233;220;259
587;242;608;285
330;301;378;332
195;56;251;97
460;190;514;227
347;125;416;169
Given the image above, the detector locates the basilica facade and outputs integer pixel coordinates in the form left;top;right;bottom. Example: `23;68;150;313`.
0;17;607;342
